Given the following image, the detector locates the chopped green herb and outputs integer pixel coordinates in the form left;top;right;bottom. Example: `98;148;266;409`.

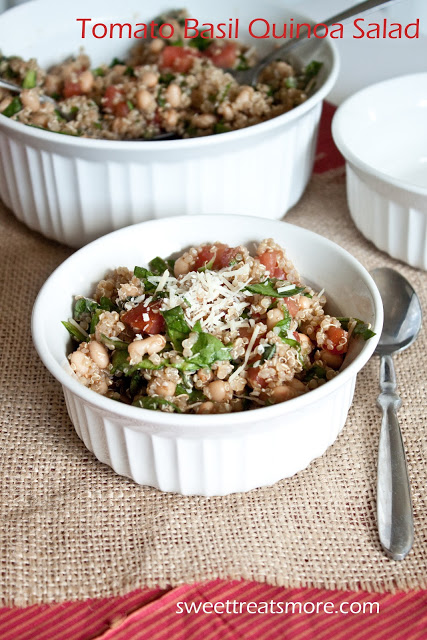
197;256;215;272
110;349;130;374
157;94;166;107
159;73;175;86
100;334;129;351
214;122;230;135
61;320;87;343
55;109;66;122
260;343;276;362
285;77;297;89
185;324;232;368
236;54;249;71
2;96;22;118
89;309;102;334
110;57;125;68
161;306;191;351
69;106;79;117
175;384;205;403
171;38;184;47
337;317;376;340
304;364;327;382
189;34;212;51
93;67;105;77
305;60;323;80
149;256;170;275
220;82;232;102
129;372;144;396
124;66;135;77
273;309;291;338
134;266;156;293
50;92;60;101
133;396;181;412
73;297;99;321
99;296;118;311
126;100;134;111
244;279;305;298
22;69;37;89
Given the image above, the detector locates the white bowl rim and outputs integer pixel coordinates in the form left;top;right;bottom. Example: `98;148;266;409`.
332;72;427;198
32;214;383;429
0;2;340;151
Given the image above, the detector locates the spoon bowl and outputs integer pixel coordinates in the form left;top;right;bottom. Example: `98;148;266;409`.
372;267;422;355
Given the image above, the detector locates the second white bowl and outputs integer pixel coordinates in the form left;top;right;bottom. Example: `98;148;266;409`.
0;0;338;248
332;73;427;271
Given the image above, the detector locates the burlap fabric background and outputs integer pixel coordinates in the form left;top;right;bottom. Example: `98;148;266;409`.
0;166;426;606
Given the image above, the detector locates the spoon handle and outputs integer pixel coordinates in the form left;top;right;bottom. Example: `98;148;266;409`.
376;354;414;560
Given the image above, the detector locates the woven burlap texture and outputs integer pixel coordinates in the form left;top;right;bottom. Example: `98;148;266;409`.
0;167;426;606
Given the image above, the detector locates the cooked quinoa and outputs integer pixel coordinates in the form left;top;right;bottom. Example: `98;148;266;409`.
62;239;375;414
0;9;322;140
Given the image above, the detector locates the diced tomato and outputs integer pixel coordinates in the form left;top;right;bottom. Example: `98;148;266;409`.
158;46;198;73
193;243;240;271
205;42;238;68
283;298;299;318
63;80;83;98
293;332;301;342
238;326;263;350
114;101;130;117
258;250;287;279
247;366;268;389
122;302;165;334
324;326;348;355
103;86;130;117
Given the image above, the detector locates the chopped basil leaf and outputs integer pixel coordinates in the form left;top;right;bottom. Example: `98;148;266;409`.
244;279;304;298
129;372;144;396
149;256;170;275
22;69;37;89
171;38;184;47
134;266;156;293
55;109;66;122
237;53;249;71
110;57;125;67
62;320;87;343
159;73;176;86
220;82;232;102
93;67;105;77
282;337;300;348
133;396;181;412
186;328;232;368
73;297;99;321
285;77;297;89
175;384;205;403
89;309;102;334
99;296;118;312
2;96;22;117
189;34;212;51
337;317;376;340
214;122;230;135
100;334;129;350
304;364;327;382
161;306;191;351
124;66;135;77
110;349;130;374
274;309;291;336
126;100;134;111
260;343;276;362
197;256;215;272
305;60;323;80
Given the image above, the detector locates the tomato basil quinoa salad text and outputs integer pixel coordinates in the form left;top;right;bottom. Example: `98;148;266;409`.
62;239;375;414
0;9;322;139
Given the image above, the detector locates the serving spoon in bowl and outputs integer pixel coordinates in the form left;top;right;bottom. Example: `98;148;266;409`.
370;267;422;560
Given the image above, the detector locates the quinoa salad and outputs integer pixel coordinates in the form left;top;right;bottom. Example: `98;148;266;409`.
62;239;375;414
0;9;322;140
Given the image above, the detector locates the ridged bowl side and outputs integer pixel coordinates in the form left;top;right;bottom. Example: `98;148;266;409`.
0;104;321;248
62;374;356;496
346;164;427;270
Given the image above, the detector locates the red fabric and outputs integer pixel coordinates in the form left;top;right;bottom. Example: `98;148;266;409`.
1;103;425;640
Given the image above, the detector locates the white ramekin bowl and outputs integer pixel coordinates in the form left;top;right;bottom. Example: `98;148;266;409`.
0;0;338;248
32;215;382;496
332;74;427;271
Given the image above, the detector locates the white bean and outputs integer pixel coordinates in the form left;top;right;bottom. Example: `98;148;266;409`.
156;380;176;398
266;308;284;331
207;380;230;403
141;70;158;88
128;335;166;365
88;340;109;369
320;349;343;370
197;401;215;414
174;256;191;277
79;70;94;93
70;350;91;375
191;113;216;129
166;83;181;108
21;89;40;112
136;89;156;114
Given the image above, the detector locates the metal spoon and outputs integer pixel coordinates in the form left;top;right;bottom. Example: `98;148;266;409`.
231;0;402;85
370;267;422;560
0;77;73;120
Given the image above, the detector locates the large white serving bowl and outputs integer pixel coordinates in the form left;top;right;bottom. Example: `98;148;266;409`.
32;215;382;496
332;73;427;270
0;0;338;248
